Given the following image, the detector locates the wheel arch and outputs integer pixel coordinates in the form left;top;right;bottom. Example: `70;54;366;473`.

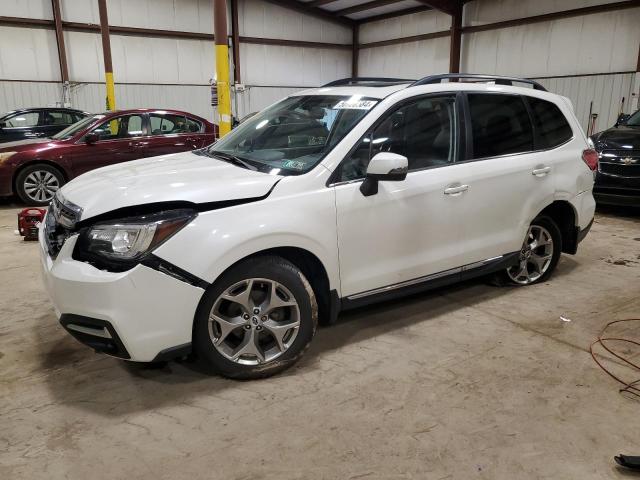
536;200;578;254
12;159;68;194
197;246;335;327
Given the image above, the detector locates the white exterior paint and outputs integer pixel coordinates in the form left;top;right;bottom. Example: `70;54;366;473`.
40;81;595;363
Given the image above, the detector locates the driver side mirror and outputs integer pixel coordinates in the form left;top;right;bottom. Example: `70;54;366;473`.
616;113;630;126
360;152;408;197
85;132;99;144
0;121;6;130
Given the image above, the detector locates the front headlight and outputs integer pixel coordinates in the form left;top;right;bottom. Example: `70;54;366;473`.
75;209;197;269
0;151;17;163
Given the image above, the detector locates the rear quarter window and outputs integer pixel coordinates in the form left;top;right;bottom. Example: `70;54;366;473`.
527;97;573;149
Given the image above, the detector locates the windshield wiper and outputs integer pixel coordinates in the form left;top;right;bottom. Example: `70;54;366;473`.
203;150;258;171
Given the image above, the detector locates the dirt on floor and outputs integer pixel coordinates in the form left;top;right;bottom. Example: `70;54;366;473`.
0;199;639;480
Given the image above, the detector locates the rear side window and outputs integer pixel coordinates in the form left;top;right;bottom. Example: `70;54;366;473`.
44;111;75;125
468;94;533;159
149;114;192;135
185;117;203;133
527;97;572;149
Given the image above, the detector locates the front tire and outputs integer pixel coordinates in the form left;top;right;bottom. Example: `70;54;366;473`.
15;164;65;206
502;216;562;286
193;256;318;379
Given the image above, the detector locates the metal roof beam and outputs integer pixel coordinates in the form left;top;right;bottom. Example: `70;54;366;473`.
262;0;354;26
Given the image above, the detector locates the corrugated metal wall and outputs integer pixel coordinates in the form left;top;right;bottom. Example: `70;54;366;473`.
0;0;350;119
536;73;638;132
357;1;640;132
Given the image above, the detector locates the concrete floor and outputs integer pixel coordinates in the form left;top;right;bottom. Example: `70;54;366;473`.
1;200;639;480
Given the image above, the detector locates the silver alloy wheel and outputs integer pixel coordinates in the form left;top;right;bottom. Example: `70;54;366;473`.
208;278;300;365
23;170;60;203
507;225;554;285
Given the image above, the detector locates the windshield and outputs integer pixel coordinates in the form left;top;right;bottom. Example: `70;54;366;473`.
52;114;103;140
627;110;640;127
208;95;378;175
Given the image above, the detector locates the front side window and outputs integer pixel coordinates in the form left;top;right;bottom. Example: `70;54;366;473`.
337;95;457;182
208;95;378;175
468;94;533;159
44;111;75;126
527;97;572;149
5;111;40;128
53;115;104;140
91;115;144;141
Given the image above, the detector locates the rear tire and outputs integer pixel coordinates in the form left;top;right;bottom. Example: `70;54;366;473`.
499;216;562;286
193;256;318;379
15;164;65;206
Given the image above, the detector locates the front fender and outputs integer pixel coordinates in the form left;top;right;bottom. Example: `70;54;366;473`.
152;188;341;294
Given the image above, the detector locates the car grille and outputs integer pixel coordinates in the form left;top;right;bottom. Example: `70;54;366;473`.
599;150;640;178
44;194;82;258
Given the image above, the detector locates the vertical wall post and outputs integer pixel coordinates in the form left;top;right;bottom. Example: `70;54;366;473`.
352;24;359;77
98;0;116;111
51;0;70;105
230;0;241;84
449;2;462;74
214;0;232;136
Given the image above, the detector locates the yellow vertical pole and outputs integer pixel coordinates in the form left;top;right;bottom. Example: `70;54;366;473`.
98;0;116;112
214;0;231;137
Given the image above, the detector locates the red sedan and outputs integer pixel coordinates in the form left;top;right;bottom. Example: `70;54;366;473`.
0;108;217;205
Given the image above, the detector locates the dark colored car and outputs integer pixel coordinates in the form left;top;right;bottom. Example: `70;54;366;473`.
0;108;89;143
591;110;640;206
0;109;218;205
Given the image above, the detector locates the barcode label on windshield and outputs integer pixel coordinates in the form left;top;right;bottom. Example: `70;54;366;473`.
333;100;377;110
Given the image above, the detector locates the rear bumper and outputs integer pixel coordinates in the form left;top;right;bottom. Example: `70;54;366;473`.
577;218;593;245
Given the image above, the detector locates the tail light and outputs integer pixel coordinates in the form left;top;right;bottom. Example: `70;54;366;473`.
582;149;598;171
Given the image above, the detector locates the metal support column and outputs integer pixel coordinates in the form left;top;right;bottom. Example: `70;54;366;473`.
98;0;116;111
449;2;462;74
352;24;359;77
214;0;232;136
51;0;70;106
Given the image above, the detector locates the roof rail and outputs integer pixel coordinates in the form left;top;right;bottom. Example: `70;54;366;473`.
322;77;416;87
410;74;547;91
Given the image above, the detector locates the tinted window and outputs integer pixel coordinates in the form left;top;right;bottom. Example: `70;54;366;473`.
338;95;457;182
149;114;191;135
468;94;533;158
185;117;203;133
5;111;40;128
527;97;572;149
44;111;75;125
91;115;144;141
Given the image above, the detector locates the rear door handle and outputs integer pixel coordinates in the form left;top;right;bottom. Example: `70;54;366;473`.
444;184;469;195
532;166;551;176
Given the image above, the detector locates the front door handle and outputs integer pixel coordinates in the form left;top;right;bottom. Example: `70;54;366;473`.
532;166;551;177
444;184;469;195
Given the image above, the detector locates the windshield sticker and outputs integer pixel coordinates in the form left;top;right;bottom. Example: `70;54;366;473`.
333;100;377;110
282;160;306;170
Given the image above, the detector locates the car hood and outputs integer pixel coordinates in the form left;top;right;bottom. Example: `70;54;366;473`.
592;126;640;151
0;138;56;152
61;150;282;220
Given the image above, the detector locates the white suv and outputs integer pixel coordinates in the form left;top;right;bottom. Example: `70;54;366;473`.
40;74;597;379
